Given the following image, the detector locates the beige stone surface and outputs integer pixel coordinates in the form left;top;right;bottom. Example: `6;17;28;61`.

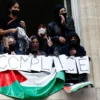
0;94;15;100
96;88;100;100
46;88;96;100
79;0;100;88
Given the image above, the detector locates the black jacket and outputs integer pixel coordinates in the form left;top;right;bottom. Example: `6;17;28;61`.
59;45;86;57
59;32;86;56
59;32;87;84
47;18;75;47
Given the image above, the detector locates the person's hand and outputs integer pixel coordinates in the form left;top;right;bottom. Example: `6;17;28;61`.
70;49;77;56
3;37;9;49
44;34;47;39
59;36;66;43
11;51;16;55
9;28;17;34
47;37;53;47
39;33;46;38
20;20;26;29
60;15;65;24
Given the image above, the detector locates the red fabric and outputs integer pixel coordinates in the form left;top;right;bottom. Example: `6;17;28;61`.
0;70;27;87
64;86;71;92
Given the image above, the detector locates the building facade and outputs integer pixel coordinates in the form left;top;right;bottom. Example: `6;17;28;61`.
0;0;100;100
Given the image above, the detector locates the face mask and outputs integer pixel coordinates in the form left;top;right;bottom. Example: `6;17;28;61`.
62;13;67;20
70;40;78;47
12;10;20;16
38;28;46;36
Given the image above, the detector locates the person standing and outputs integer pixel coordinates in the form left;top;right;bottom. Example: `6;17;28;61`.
47;4;75;55
0;0;26;54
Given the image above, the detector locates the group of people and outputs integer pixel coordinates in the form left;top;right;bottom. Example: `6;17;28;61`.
0;0;87;85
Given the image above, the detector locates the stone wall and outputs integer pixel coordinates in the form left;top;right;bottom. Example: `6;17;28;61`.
79;0;100;88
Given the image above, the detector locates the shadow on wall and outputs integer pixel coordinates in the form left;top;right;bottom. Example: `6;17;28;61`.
0;0;63;36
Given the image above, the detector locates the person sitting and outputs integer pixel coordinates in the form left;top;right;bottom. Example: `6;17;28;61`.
59;32;86;56
29;35;46;56
3;36;16;55
59;32;87;85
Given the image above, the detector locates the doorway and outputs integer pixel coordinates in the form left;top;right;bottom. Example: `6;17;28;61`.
18;0;64;36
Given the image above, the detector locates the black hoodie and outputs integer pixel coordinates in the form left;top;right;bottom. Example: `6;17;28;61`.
59;32;87;84
54;4;65;26
47;4;75;47
59;32;86;57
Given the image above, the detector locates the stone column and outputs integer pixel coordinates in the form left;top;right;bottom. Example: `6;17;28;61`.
79;0;100;87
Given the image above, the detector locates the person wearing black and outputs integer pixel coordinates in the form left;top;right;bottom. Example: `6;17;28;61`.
59;32;86;56
33;24;53;55
0;0;26;54
47;4;75;53
59;32;87;85
36;24;49;55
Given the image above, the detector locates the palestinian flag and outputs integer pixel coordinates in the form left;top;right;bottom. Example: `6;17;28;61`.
0;68;65;99
64;81;93;93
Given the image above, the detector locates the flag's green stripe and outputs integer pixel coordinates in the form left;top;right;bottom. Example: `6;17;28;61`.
0;71;65;99
0;80;24;99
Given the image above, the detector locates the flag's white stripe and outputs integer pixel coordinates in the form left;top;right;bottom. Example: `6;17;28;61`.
19;68;56;87
68;82;93;93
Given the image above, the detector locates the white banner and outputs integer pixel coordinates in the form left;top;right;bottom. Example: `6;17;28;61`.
0;54;90;74
59;55;77;74
75;56;90;74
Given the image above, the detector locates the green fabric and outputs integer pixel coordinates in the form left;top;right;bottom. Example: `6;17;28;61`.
0;71;65;99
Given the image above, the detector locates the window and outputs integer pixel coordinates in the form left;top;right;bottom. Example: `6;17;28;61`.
64;0;72;18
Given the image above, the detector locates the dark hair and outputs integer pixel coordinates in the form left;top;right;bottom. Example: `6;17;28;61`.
30;35;39;43
38;24;46;29
7;0;19;13
29;35;40;53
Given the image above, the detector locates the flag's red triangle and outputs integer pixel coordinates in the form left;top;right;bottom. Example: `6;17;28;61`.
64;86;71;92
0;70;27;87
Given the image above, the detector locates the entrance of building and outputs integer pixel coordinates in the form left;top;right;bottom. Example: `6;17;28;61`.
19;0;64;36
